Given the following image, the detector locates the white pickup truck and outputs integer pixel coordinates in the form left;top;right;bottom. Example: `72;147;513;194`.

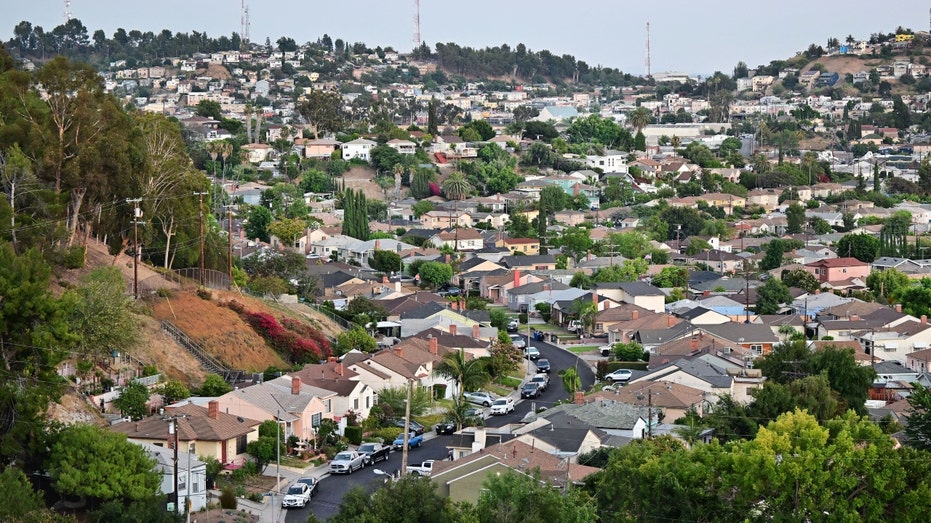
406;460;435;476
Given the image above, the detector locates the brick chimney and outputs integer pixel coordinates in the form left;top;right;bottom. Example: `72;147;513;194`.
592;292;599;306
328;356;338;363
587;250;592;261
459;298;465;310
374;240;381;251
445;253;451;264
450;324;458;336
667;316;676;327
291;376;301;395
429;337;438;354
631;310;639;320
513;270;521;288
923;315;928;325
895;304;902;313
393;347;403;358
604;301;611;309
382;275;390;284
208;400;219;420
473;324;480;338
451;300;459;311
690;336;698;350
574;391;585;405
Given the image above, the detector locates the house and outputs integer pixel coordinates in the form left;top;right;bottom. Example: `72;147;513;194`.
289;369;377;421
428;228;484;251
500;254;557;271
805;257;870;283
341;138;377;161
613;281;665;314
241;143;273;163
110;400;261;470
420;210;473;229
215;376;337;442
134;442;208;512
535;105;579;122
539;392;651;439
498;237;540;255
586;380;709;421
386;138;417;155
632;357;765;403
304;138;340;159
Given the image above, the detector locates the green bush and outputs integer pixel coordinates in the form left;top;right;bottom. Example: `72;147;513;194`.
219;487;237;509
518;312;528;324
433;383;447;399
345;426;363;445
371;427;402;443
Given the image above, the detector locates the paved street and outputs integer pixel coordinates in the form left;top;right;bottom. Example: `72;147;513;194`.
280;332;596;522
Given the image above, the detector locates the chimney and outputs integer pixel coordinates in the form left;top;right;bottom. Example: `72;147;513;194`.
429;337;438;354
395;281;401;293
451;300;459;311
459;297;465;310
605;301;611;309
587;250;592;261
208;400;219;420
543;284;550;292
328;356;338;363
291;376;301;395
393;347;403;358
850;315;860;322
337;363;344;376
450;324;458;336
445;254;451;264
574;391;585;405
375;240;382;251
895;304;902;313
382;275;390;284
815;289;821;295
667;316;676;327
703;290;710;297
513;270;521;288
690;336;698;350
632;310;639;320
592;292;599;306
923;315;928;325
473;324;480;338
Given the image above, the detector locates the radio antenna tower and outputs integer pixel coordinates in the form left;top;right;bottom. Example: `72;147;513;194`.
240;0;250;48
645;21;652;79
64;0;73;22
413;0;421;50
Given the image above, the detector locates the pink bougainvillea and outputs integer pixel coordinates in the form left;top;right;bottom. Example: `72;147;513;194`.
240;309;333;364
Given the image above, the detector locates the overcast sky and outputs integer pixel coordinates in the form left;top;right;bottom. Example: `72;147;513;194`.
4;1;930;76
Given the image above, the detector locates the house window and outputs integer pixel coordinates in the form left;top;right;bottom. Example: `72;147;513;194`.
325;399;332;413
354;398;359;410
750;344;763;356
236;435;247;455
366;396;371;409
311;412;322;428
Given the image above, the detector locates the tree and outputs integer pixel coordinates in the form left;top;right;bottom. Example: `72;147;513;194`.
442;171;472;202
267;217;306;248
377;385;433;417
836;233;881;262
561;366;582;396
198;374;232;396
760;239;787;270
244;205;273;242
652;266;688;288
49;424;160;501
341;188;370;241
434;349;490;398
786;203;805;234
246;422;282;473
330;476;460;523
905;382;931;450
68;267;138;362
613;341;646;362
158;381;190;405
336;325;377;354
0;467;49;520
506;214;533;238
418;261;454;289
411;200;434;218
298;90;346;138
780;268;820;293
628;106;652;134
476;470;597;523
755;278;791;314
370;249;402;274
867;267;910;304
113;381;150;421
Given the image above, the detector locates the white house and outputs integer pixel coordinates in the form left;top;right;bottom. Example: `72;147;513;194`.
342;138;377;161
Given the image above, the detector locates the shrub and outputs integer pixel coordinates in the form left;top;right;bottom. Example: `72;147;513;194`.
219;487;237;509
518;312;528;324
344;426;363;445
156;288;173;298
196;288;213;300
371;427;402;443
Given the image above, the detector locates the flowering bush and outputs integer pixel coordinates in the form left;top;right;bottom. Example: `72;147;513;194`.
241;310;332;364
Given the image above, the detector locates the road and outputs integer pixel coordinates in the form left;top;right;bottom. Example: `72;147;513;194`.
285;334;596;522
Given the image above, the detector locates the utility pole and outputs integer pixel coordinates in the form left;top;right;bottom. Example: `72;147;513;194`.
647;389;653;439
227;206;234;289
168;417;180;513
195;191;209;287
127;199;144;300
401;378;413;476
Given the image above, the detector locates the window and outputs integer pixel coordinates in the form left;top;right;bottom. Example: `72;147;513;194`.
750;344;763;356
236;435;247;454
366;395;371;409
354;398;359;410
325;399;332;413
311;412;322;428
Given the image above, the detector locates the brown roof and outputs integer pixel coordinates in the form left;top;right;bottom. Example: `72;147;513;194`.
291;377;363;396
589;380;704;410
292;361;359;380
502;237;540;245
111;402;260;443
806;257;869;268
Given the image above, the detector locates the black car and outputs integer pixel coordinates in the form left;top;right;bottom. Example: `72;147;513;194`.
520;382;542;399
536;358;551;373
393;419;426;436
435;420;457;435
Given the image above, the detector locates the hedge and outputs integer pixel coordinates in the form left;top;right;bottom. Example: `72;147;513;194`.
345;426;363;445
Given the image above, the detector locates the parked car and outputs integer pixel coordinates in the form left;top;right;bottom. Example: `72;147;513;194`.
490;397;516;415
464;391;495;407
329;451;365;474
464;407;488;421
508;334;526;349
604;369;633;383
406;460;435;476
567;320;582;333
525;346;540;360
520;382;542;399
530;373;549;391
536;358;551;373
392;431;424;450
357;442;391;466
294;477;319;498
507;318;519;332
393;419;426;436
435;420;457;435
599;345;614;357
281;483;311;508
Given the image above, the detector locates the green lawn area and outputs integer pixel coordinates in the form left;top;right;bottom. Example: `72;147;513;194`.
567;345;601;354
526;323;563;332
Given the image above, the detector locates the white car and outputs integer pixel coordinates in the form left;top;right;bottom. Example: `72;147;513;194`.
508;334;526;349
604;369;633;383
490;397;516;415
281;483;311;508
524;346;540;360
329;451;365;474
464;391;496;407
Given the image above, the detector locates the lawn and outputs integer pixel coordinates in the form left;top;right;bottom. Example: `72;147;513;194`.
567;345;601;354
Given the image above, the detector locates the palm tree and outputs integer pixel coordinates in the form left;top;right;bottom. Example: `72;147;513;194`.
671;135;681;149
442;172;471;202
561;366;581;396
629;106;652;134
434;348;489;400
569;299;598;337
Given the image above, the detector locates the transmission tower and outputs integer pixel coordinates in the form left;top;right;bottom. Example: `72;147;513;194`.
64;0;73;22
645;21;651;79
240;0;250;48
413;0;421;50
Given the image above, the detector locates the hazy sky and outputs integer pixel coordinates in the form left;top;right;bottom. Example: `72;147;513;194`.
4;1;930;75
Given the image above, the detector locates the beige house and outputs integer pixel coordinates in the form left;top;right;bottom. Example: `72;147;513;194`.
420;210;473;229
498;237;540;255
110;401;260;469
304;138;340;159
241;143;273;163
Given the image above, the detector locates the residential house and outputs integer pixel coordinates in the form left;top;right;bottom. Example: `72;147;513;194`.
241;143;273;163
304;138;341;159
632;357;765;403
289;369;377;421
610;281;666;314
535;106;579;122
134;442;208;512
500;254;557;271
215;376;336;442
420;210;473;229
498;237;540;255
587;380;709;421
805;257;870;284
110;400;260;470
341;138;377;161
386;139;417;155
428;228;484;251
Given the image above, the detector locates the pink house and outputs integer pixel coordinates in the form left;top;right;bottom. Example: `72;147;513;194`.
804;257;870;283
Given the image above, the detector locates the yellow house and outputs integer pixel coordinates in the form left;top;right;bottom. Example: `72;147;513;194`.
498;237;540;255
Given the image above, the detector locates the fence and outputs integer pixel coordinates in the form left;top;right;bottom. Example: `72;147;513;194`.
161;320;245;383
